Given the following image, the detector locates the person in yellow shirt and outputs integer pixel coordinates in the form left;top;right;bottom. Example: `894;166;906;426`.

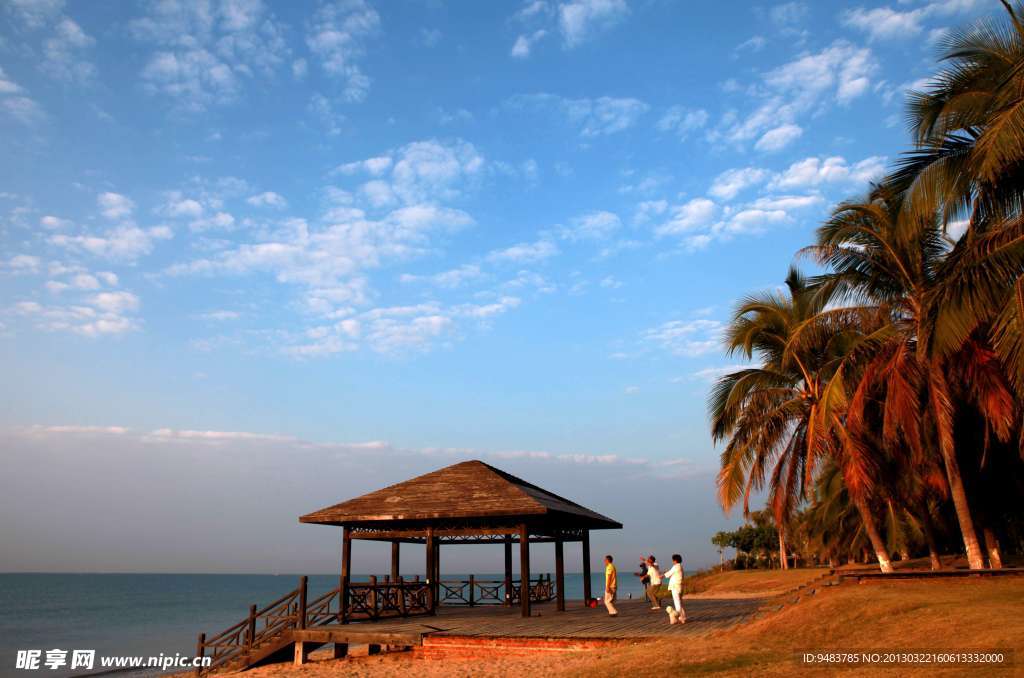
603;555;618;616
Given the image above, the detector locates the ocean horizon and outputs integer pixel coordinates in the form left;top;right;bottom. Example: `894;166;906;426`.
0;572;647;677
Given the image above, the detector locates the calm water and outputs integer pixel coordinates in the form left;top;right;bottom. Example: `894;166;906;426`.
0;572;645;677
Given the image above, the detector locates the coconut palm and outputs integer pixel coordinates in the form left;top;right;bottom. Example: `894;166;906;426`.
894;0;1024;410
801;183;1018;569
710;268;887;569
895;0;1024;225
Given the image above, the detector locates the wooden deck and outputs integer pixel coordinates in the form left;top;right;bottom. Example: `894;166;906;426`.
301;596;765;643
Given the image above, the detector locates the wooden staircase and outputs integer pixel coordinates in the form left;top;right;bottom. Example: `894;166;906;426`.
195;574;555;674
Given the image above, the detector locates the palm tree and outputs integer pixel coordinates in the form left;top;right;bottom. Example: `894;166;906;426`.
895;0;1024;225
802;461;873;568
710;268;890;570
802;183;1017;569
895;0;1024;412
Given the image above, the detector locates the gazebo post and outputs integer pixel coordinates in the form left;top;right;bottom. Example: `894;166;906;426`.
339;527;352;624
581;530;592;606
503;534;513;607
390;541;400;580
425;528;436;615
519;523;531;618
434;540;441;595
555;536;565;612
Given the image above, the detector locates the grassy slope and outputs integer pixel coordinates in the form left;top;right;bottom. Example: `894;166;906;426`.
684;567;830;596
566;577;1024;677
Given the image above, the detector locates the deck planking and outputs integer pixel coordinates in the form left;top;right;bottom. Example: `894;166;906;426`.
314;596;764;641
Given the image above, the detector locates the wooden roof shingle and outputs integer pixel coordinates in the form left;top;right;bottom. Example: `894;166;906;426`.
299;460;621;530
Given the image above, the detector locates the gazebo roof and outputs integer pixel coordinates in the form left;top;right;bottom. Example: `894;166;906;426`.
299;459;621;531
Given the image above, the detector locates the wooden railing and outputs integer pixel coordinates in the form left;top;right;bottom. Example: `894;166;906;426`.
197;581;304;674
438;574;555;606
346;576;432;620
196;574;558;674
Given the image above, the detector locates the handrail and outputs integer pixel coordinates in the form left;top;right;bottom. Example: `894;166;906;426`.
196;574;560;674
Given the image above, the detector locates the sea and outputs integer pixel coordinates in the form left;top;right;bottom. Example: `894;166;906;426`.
0;572;646;677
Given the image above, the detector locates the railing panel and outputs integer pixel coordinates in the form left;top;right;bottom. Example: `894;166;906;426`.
198;574;560;674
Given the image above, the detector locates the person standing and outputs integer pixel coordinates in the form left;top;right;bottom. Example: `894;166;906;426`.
646;555;663;610
603;555;618;617
634;555;650;604
663;553;686;624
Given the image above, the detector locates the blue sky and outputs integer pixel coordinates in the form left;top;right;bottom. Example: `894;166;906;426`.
0;0;998;572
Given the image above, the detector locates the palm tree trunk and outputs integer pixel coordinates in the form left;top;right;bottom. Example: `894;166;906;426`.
854;497;894;573
778;530;789;570
982;527;1003;569
940;447;987;569
919;512;943;570
929;368;986;570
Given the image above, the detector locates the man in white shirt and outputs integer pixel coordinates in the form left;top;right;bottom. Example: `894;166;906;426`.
663;553;686;624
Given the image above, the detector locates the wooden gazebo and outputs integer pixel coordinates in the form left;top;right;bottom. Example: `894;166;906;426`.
300;459;622;618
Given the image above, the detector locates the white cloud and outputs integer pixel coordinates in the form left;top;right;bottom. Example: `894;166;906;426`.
40;215;72;229
40;16;96;82
160;193;204;218
748;194;824;211
70;273;100;290
841;2;983;43
754;123;803;152
559;0;629;48
657;106;709;140
246;191;288;209
713;207;790;237
90;291;140;315
709;167;769;200
5;254;41;274
50;225;173;261
711;40;876;150
487;239;559;264
97;192;135;220
388;140;485;203
508;93;648;137
454;296;522;319
168;201;473;320
1;95;45;125
654;198;718;237
770;155;887;190
190;211;235;232
13;289;142;337
735;35;766;54
4;0;64;29
334;156;393;176
198;310;242;321
130;0;290;112
643;318;723;357
308;93;345;136
690;364;750;383
306;0;381;102
770;2;808;26
563;210;621;240
511;29;548;58
843;6;924;40
400;264;482;289
0;66;23;95
632;199;668;225
763;40;875;105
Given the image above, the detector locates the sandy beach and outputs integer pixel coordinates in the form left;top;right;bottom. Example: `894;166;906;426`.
241;645;604;678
